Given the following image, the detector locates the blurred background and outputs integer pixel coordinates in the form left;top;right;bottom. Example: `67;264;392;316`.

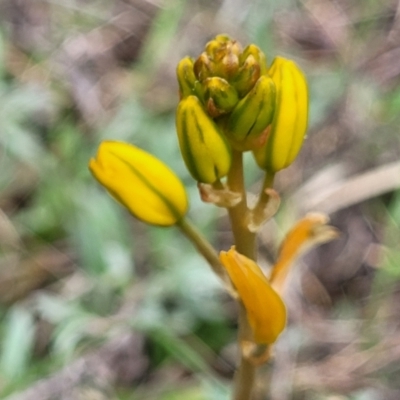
0;0;400;399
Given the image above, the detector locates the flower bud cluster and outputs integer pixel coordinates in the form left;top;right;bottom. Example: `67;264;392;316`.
176;34;308;183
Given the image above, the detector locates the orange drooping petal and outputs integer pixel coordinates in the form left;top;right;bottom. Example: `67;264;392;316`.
270;213;339;294
219;247;286;344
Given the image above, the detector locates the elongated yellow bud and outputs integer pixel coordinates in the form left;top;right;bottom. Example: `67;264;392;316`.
176;96;232;183
253;57;308;172
219;247;286;344
89;141;188;226
226;75;276;151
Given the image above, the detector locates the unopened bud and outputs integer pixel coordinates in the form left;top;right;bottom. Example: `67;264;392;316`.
176;57;197;98
176;96;232;183
205;38;223;58
216;40;241;78
231;55;261;97
226;75;276;151
253;57;308;172
205;38;241;79
203;77;239;117
89;141;188;226
240;44;268;76
194;52;215;81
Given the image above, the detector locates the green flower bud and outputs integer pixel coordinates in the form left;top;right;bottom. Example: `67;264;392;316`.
205;38;223;57
226;75;276;151
202;77;239;117
253;57;308;172
203;38;241;80
176;95;232;183
194;52;216;81
176;57;197;98
205;39;227;62
214;34;231;43
240;44;268;76
210;40;241;79
231;55;261;97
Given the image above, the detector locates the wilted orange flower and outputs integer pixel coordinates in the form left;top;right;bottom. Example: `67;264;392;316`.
219;213;338;346
219;247;286;345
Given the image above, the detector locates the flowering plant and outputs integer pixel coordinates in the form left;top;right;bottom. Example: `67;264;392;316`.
89;35;338;399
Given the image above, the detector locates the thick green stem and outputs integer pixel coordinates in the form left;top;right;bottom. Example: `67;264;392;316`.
227;150;256;258
227;150;258;400
231;304;257;400
181;153;275;400
178;210;257;400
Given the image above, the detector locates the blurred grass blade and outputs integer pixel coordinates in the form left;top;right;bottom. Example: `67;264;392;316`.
0;306;35;380
148;327;225;390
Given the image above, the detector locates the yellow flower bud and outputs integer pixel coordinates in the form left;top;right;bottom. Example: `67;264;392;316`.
226;75;276;151
89;141;188;226
176;96;232;183
219;247;286;344
253;57;308;172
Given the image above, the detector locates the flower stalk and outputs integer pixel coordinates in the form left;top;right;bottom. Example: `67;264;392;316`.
177;217;228;285
89;34;338;400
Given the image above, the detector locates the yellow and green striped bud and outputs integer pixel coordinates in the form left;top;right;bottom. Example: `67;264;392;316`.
231;55;261;98
205;34;240;60
181;35;268;100
89;141;188;226
176;35;307;167
176;95;232;183
240;44;268;76
194;52;216;81
253;57;308;172
202;77;239;118
217;41;240;79
176;57;197;98
226;75;276;151
196;37;241;82
210;33;231;45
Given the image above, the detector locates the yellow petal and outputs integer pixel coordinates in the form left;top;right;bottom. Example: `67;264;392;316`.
270;213;339;294
219;247;286;344
89;141;188;226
